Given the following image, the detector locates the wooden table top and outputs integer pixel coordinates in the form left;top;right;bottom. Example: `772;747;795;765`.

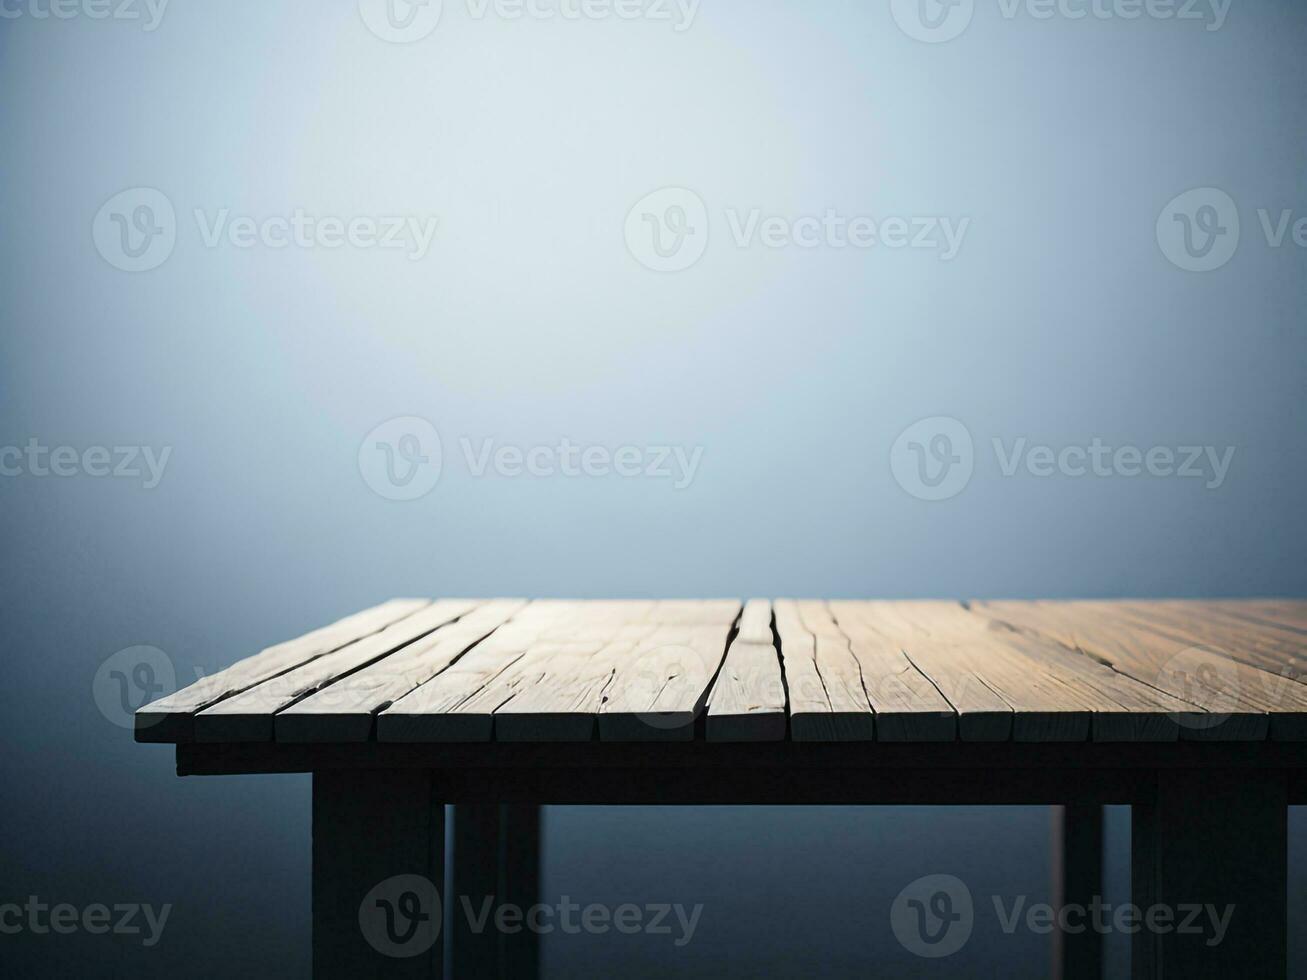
136;598;1307;747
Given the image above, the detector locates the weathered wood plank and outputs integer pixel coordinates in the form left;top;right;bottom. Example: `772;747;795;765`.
598;600;742;741
706;600;785;741
878;602;1090;741
772;599;875;741
479;604;658;741
135;598;430;742
827;601;957;741
976;601;1307;740
276;600;527;742
194;599;479;741
1201;599;1307;635
881;602;1192;741
1113;601;1307;680
836;601;1012;740
379;602;654;741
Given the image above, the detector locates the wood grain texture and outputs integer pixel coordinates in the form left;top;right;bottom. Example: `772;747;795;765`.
976;601;1307;740
827;601;957;741
137;599;1307;748
276;600;526;742
135;598;429;742
597;600;741;741
193;599;480;742
773;600;875;741
877;602;1194;741
837;601;1012;741
380;601;655;741
706;599;785;741
1112;600;1307;679
1198;599;1307;635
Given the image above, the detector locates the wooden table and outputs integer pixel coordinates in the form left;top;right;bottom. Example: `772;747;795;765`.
138;599;1307;978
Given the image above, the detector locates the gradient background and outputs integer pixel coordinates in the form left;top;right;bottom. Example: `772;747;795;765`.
2;0;1305;975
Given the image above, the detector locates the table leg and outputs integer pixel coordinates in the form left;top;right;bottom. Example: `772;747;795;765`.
1131;769;1287;979
313;770;445;978
1053;804;1104;980
451;804;541;979
499;804;541;979
452;804;500;977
